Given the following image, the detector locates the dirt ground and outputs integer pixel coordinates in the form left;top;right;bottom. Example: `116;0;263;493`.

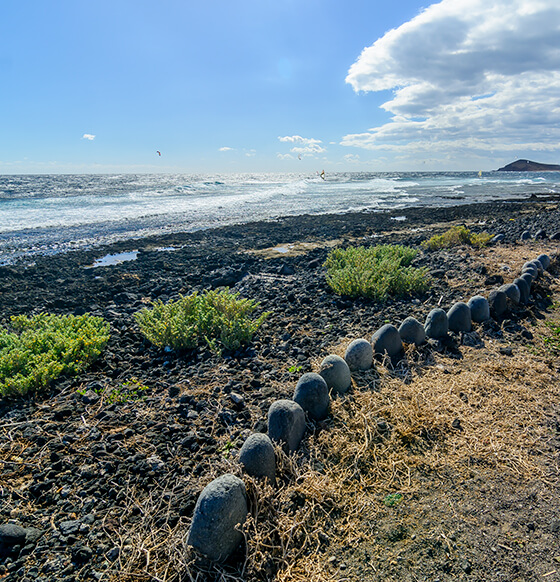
1;203;560;582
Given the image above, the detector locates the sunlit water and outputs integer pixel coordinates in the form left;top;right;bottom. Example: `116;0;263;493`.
1;171;559;264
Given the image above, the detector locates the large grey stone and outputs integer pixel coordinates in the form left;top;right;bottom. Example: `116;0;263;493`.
513;277;530;305
520;230;531;241
537;254;551;270
371;324;403;358
447;302;472;332
499;283;520;306
467;296;490;323
528;259;544;276
521;264;537;282
267;399;306;453
488;289;507;317
239;433;276;481
398;317;426;345
293;373;330;421
519;272;533;290
535;229;547;240
319;355;351;395
424;308;448;339
344;338;373;371
187;474;248;562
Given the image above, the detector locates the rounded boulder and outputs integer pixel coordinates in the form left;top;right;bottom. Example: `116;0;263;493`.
488;289;507;317
521;264;537;282
519;272;533;290
424;308;448;339
371;324;403;359
537;254;551;270
398;317;426;346
239;433;276;481
528;259;544;276
467;296;490;323
319;354;351;395
267;399;306;453
513;277;530;305
499;283;520;306
447;302;472;332
293;373;330;421
187;474;248;562
344;338;373;371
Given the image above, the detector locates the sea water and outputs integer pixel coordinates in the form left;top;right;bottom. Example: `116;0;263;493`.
1;171;559;265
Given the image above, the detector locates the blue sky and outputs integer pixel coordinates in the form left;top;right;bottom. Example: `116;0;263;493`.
2;0;560;174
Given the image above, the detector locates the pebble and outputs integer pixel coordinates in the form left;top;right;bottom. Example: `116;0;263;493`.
0;524;27;546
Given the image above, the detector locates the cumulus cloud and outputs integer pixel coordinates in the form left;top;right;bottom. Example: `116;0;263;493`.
343;0;560;160
82;134;95;141
219;146;234;152
278;135;326;156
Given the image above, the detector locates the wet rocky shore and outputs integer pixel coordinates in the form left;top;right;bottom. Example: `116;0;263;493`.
1;197;560;582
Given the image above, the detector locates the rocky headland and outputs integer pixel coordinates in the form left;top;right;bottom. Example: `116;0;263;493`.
497;159;560;171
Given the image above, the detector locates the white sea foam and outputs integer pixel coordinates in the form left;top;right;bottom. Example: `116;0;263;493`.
1;170;559;263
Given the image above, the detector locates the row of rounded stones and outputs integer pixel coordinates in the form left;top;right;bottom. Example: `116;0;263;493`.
187;253;551;562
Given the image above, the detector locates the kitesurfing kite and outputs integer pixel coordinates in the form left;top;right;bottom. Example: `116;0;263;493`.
298;154;302;160
156;151;161;156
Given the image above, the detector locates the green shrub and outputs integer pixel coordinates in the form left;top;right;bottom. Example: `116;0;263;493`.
0;313;110;397
422;225;493;250
324;244;429;301
134;289;269;352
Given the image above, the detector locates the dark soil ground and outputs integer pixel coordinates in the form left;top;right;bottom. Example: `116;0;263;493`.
1;198;560;582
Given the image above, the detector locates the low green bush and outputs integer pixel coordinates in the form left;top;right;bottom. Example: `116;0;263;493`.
324;244;429;301
134;289;269;352
422;225;493;250
0;313;110;397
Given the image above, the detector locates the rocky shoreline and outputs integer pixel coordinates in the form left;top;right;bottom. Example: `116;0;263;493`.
1;198;560;582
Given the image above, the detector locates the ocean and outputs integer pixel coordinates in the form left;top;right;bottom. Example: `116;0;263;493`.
1;171;560;265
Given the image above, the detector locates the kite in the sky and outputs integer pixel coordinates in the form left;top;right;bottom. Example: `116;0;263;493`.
156;151;161;156
298;154;302;160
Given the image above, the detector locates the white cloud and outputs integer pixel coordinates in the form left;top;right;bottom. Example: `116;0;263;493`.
82;134;95;141
343;0;560;161
278;135;326;157
219;146;234;152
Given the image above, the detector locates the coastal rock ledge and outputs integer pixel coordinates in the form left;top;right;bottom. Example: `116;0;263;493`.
497;159;560;172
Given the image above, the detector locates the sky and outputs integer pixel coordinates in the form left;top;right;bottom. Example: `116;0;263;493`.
1;0;560;174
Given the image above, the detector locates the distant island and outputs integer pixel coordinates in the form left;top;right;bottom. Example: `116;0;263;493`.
497;159;560;172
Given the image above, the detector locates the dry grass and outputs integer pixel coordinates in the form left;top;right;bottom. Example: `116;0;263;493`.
4;245;559;582
106;326;560;582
